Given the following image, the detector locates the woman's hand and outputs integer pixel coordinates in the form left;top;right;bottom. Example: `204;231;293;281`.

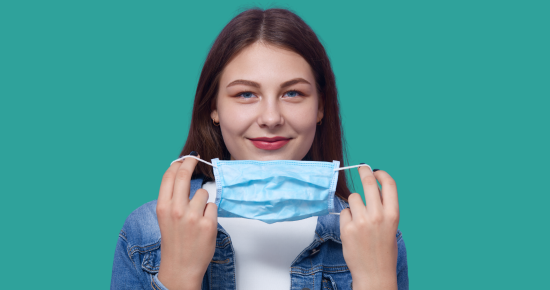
340;167;400;290
156;153;218;290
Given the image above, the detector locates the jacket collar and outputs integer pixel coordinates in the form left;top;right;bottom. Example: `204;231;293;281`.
314;193;349;244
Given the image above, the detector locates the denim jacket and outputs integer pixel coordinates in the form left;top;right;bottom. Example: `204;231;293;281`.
111;175;409;289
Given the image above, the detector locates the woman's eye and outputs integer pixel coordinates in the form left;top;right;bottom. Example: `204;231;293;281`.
284;90;303;98
238;92;256;99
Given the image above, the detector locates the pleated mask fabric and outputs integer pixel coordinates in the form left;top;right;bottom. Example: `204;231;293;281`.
171;155;371;224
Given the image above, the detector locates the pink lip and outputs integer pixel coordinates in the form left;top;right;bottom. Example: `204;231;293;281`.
248;136;291;150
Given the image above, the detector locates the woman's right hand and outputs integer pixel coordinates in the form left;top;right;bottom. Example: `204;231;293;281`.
156;153;218;290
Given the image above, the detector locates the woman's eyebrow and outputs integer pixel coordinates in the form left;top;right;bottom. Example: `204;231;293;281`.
280;78;311;88
226;79;260;88
226;78;311;88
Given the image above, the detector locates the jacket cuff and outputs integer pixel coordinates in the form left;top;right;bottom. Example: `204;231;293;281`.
152;273;170;290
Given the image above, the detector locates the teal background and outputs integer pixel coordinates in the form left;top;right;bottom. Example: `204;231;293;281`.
1;0;548;288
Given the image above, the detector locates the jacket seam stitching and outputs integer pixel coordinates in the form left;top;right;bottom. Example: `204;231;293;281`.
119;229;128;241
319;234;342;244
128;239;161;256
311;258;315;289
290;265;349;275
121;237;142;282
210;258;230;264
216;236;231;248
151;274;161;290
290;265;323;274
119;233;128;242
315;230;325;242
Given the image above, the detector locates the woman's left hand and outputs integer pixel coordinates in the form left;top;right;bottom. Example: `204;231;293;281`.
340;167;399;290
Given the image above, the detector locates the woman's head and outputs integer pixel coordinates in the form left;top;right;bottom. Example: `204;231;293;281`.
182;8;352;199
211;41;323;161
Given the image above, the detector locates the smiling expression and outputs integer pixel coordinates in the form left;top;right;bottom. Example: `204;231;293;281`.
211;41;324;161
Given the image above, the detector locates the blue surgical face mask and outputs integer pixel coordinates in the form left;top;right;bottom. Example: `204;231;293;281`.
171;155;371;224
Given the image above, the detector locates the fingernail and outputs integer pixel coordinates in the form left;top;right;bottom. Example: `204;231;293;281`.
373;169;380;172
190;151;198;156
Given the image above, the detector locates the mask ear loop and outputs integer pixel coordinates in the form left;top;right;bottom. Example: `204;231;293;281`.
170;155;217;168
171;157;368;171
334;163;372;172
329;163;374;215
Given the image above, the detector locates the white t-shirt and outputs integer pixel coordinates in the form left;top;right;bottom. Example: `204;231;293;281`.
202;180;318;290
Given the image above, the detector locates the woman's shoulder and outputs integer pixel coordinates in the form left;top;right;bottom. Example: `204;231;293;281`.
118;200;161;248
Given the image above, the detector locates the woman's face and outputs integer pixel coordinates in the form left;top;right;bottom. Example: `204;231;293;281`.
212;41;323;161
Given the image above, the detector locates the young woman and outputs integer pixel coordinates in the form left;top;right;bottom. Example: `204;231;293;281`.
111;8;408;290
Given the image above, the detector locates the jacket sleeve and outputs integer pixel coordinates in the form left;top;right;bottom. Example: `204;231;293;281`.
396;229;409;290
111;233;148;289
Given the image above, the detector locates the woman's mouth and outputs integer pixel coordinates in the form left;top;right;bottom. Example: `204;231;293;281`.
248;136;291;150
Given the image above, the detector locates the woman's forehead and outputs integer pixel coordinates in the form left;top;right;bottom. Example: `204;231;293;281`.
219;42;315;86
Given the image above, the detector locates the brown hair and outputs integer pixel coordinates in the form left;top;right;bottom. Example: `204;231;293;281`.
180;7;353;200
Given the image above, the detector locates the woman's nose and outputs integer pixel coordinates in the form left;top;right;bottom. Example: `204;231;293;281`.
257;100;284;129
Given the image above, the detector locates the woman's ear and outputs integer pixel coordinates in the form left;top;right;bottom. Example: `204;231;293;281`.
317;95;324;122
211;110;219;123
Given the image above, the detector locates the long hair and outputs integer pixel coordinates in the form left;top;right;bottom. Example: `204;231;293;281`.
180;8;353;200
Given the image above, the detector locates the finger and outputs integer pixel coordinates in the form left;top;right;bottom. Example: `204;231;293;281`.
172;153;200;206
158;159;185;204
204;202;218;221
339;207;352;226
189;188;209;214
358;165;382;212
348;192;367;216
374;170;399;212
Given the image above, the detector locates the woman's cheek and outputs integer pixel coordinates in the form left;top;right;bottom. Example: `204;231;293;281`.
287;112;318;155
219;110;255;155
288;108;317;132
221;109;255;134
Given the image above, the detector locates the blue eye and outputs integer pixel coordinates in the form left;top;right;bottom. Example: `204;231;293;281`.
239;92;255;99
285;90;302;98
